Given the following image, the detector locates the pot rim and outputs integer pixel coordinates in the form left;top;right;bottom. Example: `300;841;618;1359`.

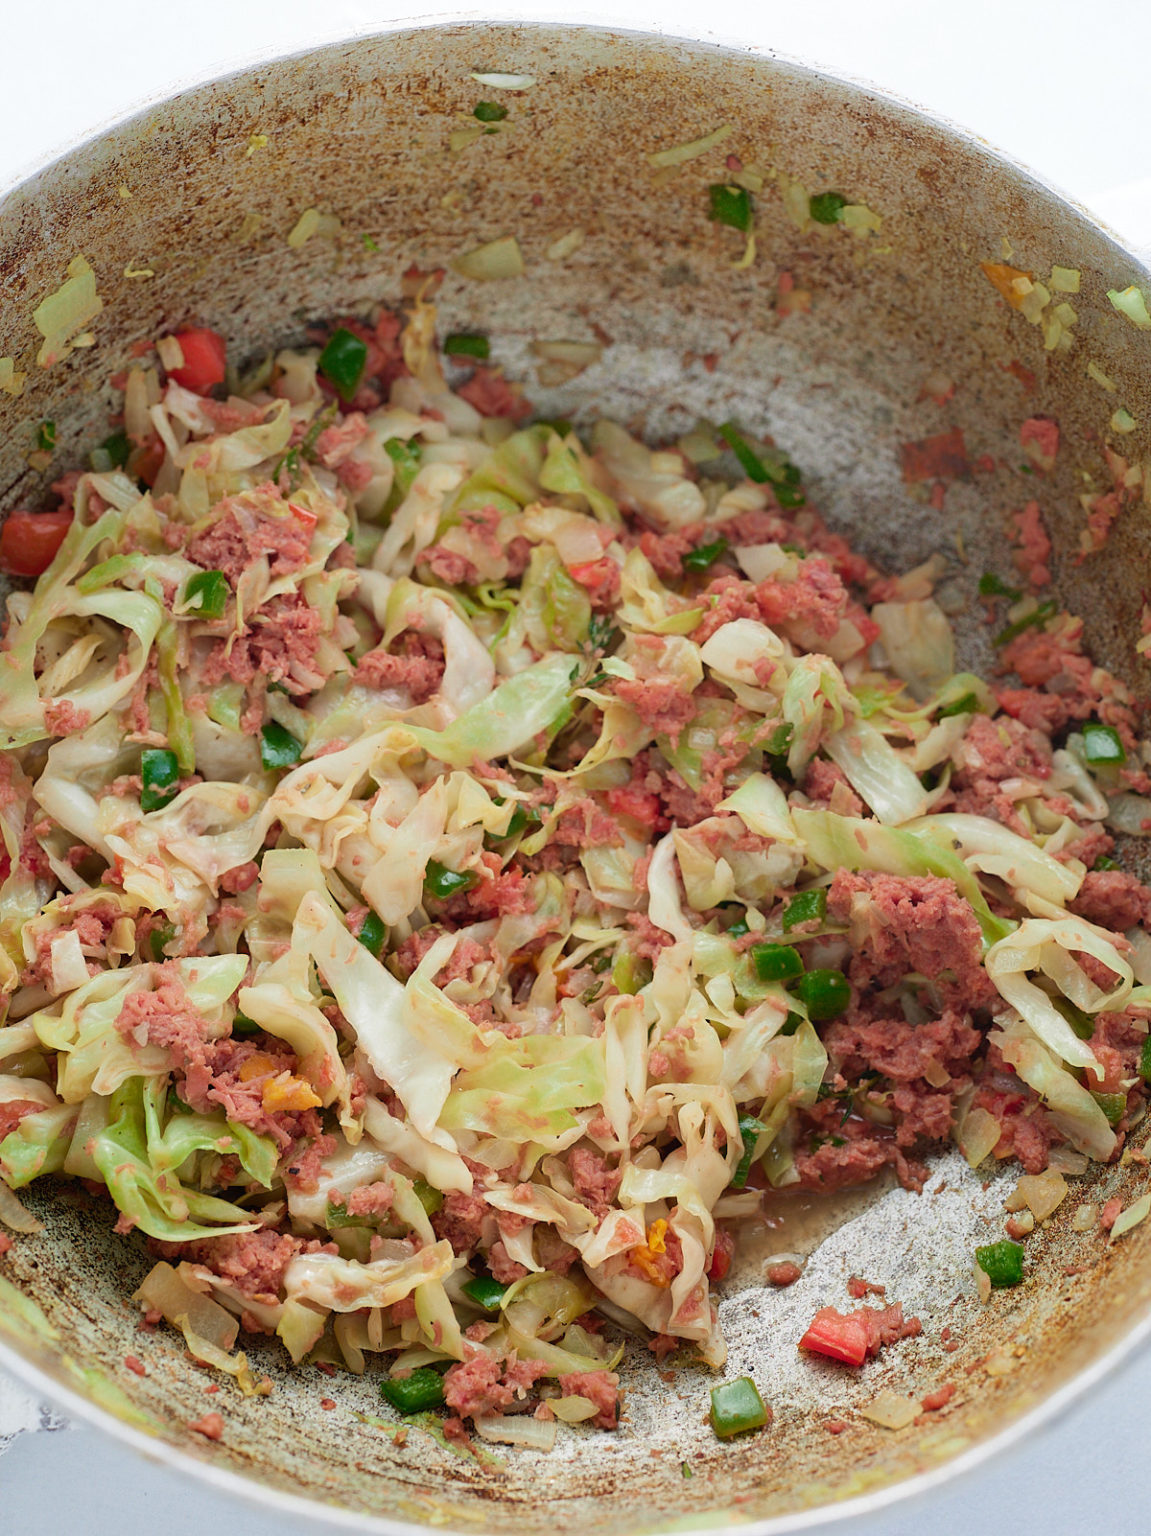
1;16;1148;1534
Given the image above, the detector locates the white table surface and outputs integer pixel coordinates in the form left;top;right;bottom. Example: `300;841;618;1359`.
0;2;1146;1531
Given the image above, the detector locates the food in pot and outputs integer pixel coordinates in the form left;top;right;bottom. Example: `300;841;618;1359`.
0;298;1147;1440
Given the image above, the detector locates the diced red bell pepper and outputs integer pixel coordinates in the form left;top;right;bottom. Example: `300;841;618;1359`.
798;1307;871;1367
0;508;74;577
707;1227;735;1284
605;785;661;826
166;327;227;394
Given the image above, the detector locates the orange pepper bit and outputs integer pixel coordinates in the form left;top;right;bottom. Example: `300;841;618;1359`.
629;1219;671;1287
237;1052;277;1082
262;1071;322;1113
980;261;1033;311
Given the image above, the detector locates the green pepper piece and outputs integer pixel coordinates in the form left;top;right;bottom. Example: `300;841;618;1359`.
731;1115;767;1190
808;191;847;225
472;101;508;123
1094;855;1120;872
994;599;1057;647
763;722;794;759
726;916;750;939
318;328;369;403
149;923;177;962
380;1367;445;1415
709;1376;769;1439
1082;721;1127;766
140;748;180;812
183;568;230;620
790;968;851;1022
751;943;804;982
36;421;56;453
260;721;303;771
718;421;770;482
708;184;752;233
779;1011;804;1037
462;1275;508;1311
978;572;1022;600
231;1011;261;1036
782;889;827;932
682;536;729;574
411;1178;443;1216
1052;996;1094;1041
975;1240;1024;1288
938;692;979;719
356;910;386;958
443;332;492;360
424;860;480;900
1091;1089;1127;1126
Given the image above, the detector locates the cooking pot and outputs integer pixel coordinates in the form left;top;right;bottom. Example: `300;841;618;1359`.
1;20;1150;1533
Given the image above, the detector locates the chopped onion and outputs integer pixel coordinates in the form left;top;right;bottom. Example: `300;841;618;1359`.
0;357;27;397
530;339;602;385
1048;1147;1089;1177
1108;286;1151;330
840;204;883;235
647;123;732;170
860;1392;919;1429
451;236;525;282
134;1260;239;1350
1107;793;1151;836
33;255;103;368
0;1178;43;1233
550;1395;598;1423
177;1315;266;1396
1110;1192;1151;1241
957;1106;1002;1169
287;208;341;249
156;335;185;372
1112;407;1138;435
545;230;585;262
469;73;536;90
1005;1169;1067;1221
1087;361;1118;393
1071;1202;1097;1230
474;1413;557;1450
1050;266;1080;294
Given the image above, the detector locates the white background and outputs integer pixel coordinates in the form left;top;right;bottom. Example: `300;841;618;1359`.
0;3;1147;1533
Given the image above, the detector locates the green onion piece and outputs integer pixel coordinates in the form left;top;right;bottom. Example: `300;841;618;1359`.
183;568;230;620
260;721;304;771
411;1178;443;1216
717;422;805;507
231;1011;260;1036
751;943;804;982
1091;1089;1127;1127
682;1462;693;1479
149;923;177;962
1139;1036;1151;1085
782;889;827;932
731;1114;767;1190
708;184;753;234
809;191;848;224
462;1275;507;1311
140;748;180;812
1094;855;1120;872
443;332;491;360
938;692;979;720
473;101;508;123
356;910;385;958
318;327;369;403
1082;721;1127;766
380;1367;445;1415
423;859;480;900
994;599;1057;647
709;1377;769;1439
975;1240;1024;1288
36;421;56;453
763;722;794;759
791;968;851;1022
362;233;381;253
978;572;1022;600
682;536;729;574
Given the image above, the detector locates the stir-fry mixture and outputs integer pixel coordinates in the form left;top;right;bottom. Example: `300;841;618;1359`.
1;299;1150;1441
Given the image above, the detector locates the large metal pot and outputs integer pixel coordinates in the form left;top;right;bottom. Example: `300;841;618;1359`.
1;21;1149;1533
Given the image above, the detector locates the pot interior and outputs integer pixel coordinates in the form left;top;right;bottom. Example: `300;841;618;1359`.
1;23;1150;1535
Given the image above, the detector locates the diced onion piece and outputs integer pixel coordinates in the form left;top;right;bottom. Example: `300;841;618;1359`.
958;1107;1002;1169
1112;407;1138;435
1050;266;1081;293
287;208;341;249
1087;361;1118;393
529;340;603;384
550;1395;599;1423
0;357;27;397
1047;1147;1089;1177
33;255;103;368
48;930;90;995
647;123;732;169
156;335;185;371
545;230;585;262
0;1178;44;1233
1110;1192;1151;1241
451;236;525;282
840;204;882;235
1071;1203;1097;1231
1006;1169;1068;1220
469;73;536;90
473;1413;557;1449
134;1260;240;1350
1108;286;1151;330
860;1392;919;1429
177;1315;266;1396
1107;793;1151;836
